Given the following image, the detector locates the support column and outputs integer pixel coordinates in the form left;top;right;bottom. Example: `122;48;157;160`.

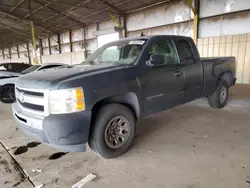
122;14;127;38
39;38;43;56
83;27;88;59
29;0;38;64
17;45;20;58
27;42;31;64
57;33;61;54
69;30;73;53
48;37;51;55
187;0;199;44
2;49;5;60
8;47;11;59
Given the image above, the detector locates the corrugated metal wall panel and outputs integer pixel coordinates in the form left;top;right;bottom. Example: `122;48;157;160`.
128;21;193;37
127;0;193;32
197;33;250;84
199;11;250;37
200;0;250;18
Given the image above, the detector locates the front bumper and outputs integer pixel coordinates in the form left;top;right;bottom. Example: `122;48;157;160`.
12;103;91;152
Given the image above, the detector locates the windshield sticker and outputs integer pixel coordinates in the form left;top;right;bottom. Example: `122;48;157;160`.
129;40;145;45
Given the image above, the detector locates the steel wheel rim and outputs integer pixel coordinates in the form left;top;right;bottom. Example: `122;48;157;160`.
104;116;131;149
219;86;227;103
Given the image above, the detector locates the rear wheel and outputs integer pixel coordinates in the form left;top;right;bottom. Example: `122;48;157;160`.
208;80;229;109
0;84;16;103
88;104;135;159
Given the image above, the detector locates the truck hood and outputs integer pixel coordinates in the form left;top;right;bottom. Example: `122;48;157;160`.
17;64;125;89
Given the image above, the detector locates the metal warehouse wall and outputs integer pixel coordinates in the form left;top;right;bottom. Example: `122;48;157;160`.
1;0;250;83
126;0;250;84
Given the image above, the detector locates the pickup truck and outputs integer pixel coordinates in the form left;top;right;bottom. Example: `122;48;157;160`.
12;35;236;158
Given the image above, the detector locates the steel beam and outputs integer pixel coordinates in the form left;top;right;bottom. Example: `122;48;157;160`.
34;0;87;26
57;33;61;54
2;49;5;59
69;30;73;53
39;38;43;56
186;0;199;44
0;10;54;34
17;45;20;58
100;0;123;13
48;37;52;55
8;47;12;59
26;42;31;64
22;0;56;19
2;0;25;18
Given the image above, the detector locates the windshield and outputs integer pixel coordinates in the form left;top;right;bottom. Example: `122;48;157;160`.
21;65;41;74
85;39;147;66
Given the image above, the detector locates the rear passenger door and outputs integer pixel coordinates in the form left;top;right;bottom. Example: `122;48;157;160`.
175;39;203;102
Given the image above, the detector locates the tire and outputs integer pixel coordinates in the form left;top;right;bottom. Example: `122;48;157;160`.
89;104;135;159
0;84;16;103
208;80;229;109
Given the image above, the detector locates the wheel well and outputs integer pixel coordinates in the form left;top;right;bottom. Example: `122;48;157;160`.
0;84;15;94
218;71;233;86
91;92;140;121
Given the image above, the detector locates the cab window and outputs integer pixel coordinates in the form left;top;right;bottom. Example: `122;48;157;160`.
148;39;179;65
176;40;195;64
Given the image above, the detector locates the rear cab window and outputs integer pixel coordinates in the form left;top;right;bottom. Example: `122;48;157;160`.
175;39;195;64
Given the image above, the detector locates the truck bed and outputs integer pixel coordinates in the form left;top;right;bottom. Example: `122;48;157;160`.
201;56;236;97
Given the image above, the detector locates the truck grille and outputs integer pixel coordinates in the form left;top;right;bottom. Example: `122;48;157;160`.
15;86;48;116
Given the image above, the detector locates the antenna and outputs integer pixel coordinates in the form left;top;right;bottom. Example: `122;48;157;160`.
141;32;145;37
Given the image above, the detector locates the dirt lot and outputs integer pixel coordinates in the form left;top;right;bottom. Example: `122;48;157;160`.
0;85;250;188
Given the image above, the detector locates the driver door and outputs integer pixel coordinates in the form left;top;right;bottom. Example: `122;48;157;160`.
140;37;185;116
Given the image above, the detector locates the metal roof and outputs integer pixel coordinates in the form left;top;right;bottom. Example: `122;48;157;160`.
0;0;172;49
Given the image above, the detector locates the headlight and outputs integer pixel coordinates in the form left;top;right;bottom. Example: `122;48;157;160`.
49;87;85;114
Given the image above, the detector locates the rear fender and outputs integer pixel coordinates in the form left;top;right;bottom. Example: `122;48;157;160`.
218;72;233;86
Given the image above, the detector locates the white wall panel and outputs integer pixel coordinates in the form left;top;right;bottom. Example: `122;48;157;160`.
61;44;71;53
73;42;84;52
42;53;72;65
128;21;193;38
43;47;50;55
86;24;97;39
87;38;98;53
61;31;70;44
200;0;250;18
127;0;193;32
50;35;58;46
11;53;18;59
42;38;49;47
72;29;84;42
51;45;59;55
99;19;116;30
18;45;26;52
199;11;250;37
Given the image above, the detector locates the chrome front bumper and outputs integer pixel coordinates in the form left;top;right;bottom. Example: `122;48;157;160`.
13;102;44;131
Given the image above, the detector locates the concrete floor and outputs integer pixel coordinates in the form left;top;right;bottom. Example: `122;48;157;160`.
0;84;250;188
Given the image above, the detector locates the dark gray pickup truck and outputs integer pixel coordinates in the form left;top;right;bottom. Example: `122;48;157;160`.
12;35;236;158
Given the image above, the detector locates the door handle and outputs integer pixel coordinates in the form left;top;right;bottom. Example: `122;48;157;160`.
174;71;183;77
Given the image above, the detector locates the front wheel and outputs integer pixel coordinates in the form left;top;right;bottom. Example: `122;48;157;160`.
208;80;229;109
0;84;16;103
88;104;135;159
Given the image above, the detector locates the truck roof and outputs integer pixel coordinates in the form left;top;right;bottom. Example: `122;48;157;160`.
122;35;191;41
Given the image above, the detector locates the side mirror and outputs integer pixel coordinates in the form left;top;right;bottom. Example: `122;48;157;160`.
147;54;165;67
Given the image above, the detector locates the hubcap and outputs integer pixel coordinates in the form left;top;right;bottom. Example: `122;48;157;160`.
219;86;227;103
104;116;130;149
